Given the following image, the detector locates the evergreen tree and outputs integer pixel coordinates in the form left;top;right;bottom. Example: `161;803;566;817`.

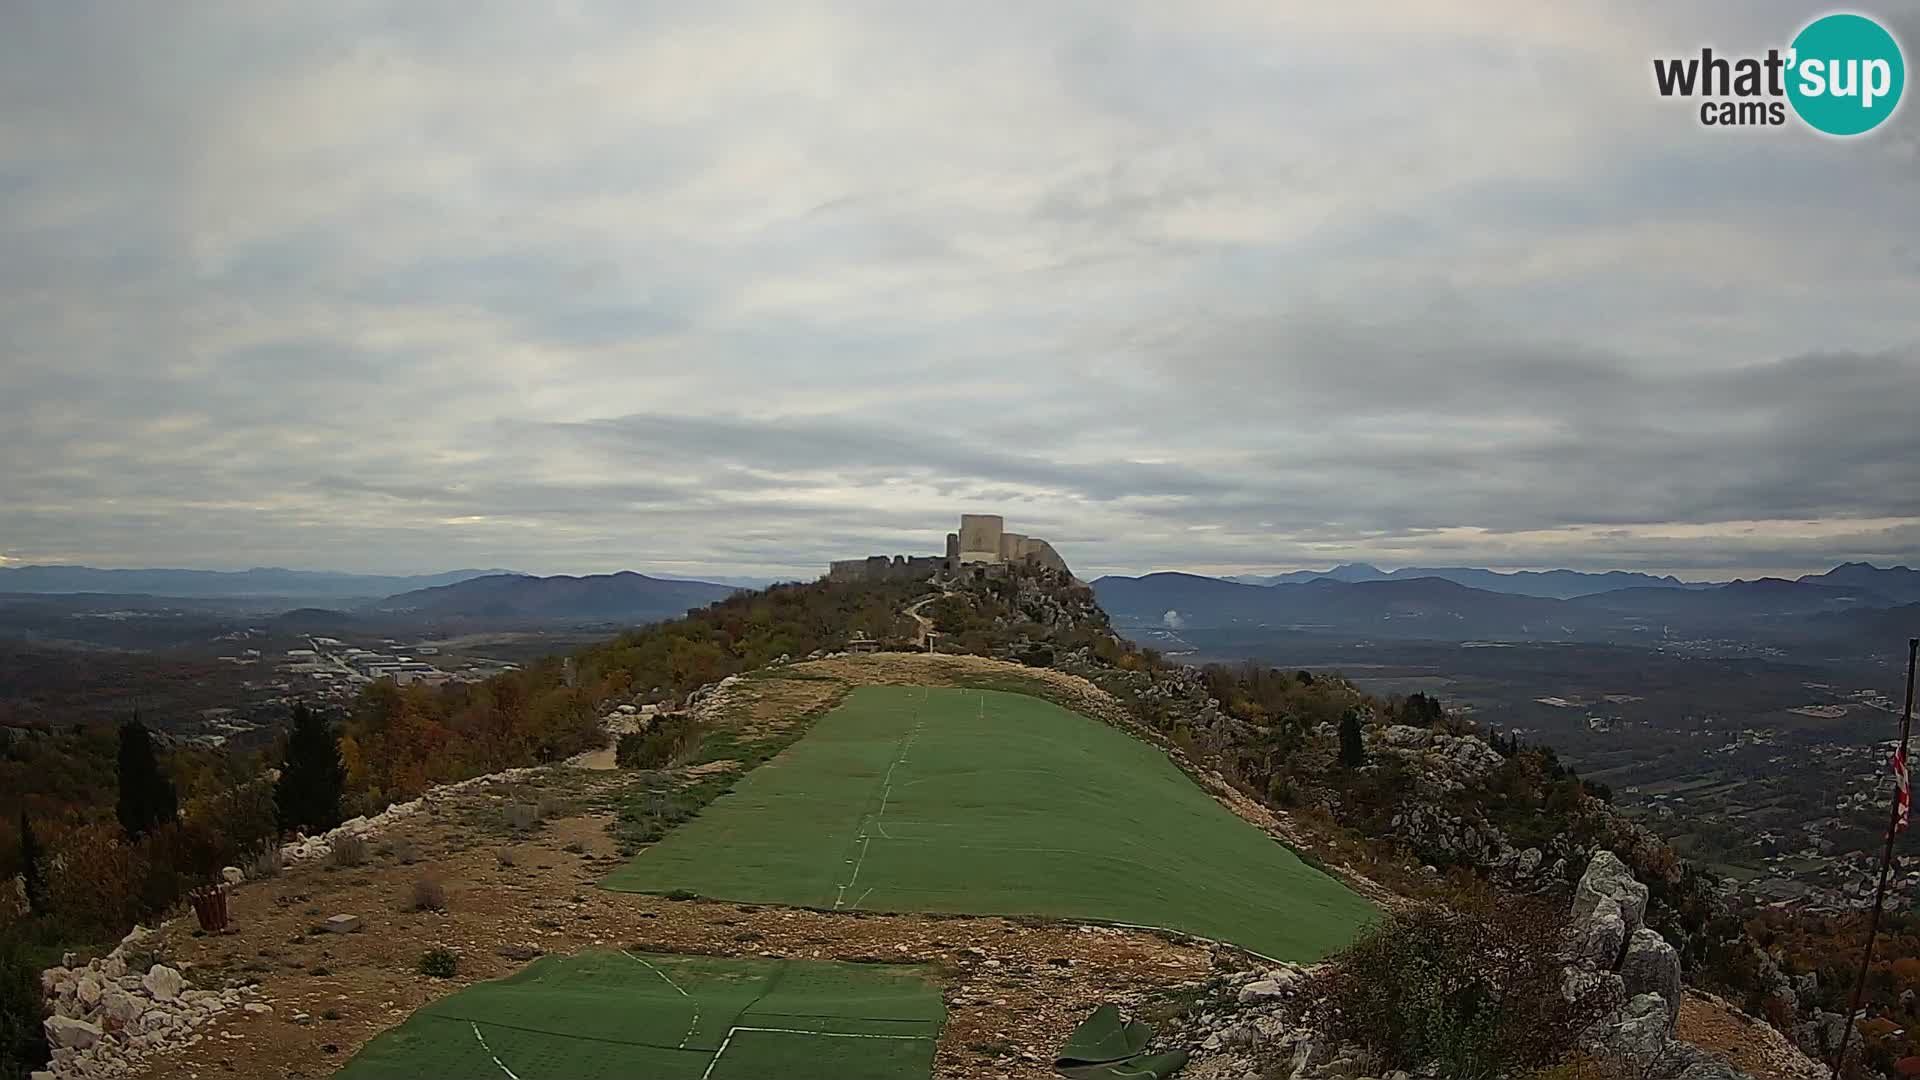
1338;709;1366;768
276;702;345;835
17;811;46;916
115;716;178;839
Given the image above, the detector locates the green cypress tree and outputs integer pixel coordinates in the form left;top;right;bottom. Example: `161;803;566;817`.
115;716;178;839
18;811;46;916
1338;709;1366;768
275;702;345;835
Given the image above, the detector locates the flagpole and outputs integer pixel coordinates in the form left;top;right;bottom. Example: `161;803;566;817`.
1832;637;1920;1079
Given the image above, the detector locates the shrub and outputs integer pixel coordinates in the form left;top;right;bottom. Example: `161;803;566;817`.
250;846;283;880
503;804;538;831
410;878;446;912
417;946;458;978
391;840;418;865
46;823;142;935
1313;895;1613;1079
329;835;366;868
615;716;703;770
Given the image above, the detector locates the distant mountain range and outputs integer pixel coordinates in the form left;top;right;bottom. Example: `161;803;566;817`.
369;572;737;620
0;565;514;599
1224;563;1710;598
1095;562;1920;647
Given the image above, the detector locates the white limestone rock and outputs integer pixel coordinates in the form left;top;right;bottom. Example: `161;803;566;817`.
141;964;184;1001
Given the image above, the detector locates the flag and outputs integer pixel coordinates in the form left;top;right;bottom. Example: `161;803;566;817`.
1896;745;1911;835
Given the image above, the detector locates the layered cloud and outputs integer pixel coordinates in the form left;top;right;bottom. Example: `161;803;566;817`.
2;1;1916;579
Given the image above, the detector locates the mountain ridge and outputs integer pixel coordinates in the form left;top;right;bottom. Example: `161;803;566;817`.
370;570;738;619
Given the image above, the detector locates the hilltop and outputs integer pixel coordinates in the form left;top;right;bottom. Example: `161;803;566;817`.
8;556;1864;1078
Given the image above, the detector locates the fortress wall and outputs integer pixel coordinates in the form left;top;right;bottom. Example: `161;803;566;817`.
958;514;1004;562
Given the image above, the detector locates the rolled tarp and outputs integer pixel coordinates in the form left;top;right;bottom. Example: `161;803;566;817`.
1053;1003;1189;1079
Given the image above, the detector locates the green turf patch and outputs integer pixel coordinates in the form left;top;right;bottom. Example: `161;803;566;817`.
332;951;943;1080
602;686;1374;961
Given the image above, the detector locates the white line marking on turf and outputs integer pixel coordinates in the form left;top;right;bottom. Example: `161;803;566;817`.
834;836;872;909
703;1021;938;1074
851;886;875;910
470;1022;522;1080
731;1026;930;1039
623;951;702;1049
834;690;928;909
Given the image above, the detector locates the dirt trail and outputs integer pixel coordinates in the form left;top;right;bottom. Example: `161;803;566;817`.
903;591;948;649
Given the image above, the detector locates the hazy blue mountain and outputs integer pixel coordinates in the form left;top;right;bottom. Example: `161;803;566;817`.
1797;562;1920;604
0;565;516;599
1563;577;1894;618
1224;564;1709;598
1095;565;1908;642
1093;573;1564;638
371;571;737;619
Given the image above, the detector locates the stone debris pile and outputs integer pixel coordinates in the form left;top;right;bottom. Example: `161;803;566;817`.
36;925;265;1080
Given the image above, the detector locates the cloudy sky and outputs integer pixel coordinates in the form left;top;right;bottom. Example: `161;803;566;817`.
3;1;1917;581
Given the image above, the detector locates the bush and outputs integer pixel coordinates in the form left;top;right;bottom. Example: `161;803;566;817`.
46;823;142;936
411;878;446;912
615;716;703;770
250;845;283;880
391;840;418;865
329;835;366;868
417;946;458;978
1313;895;1613;1079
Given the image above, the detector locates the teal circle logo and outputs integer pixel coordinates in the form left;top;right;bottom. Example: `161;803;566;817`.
1787;13;1905;136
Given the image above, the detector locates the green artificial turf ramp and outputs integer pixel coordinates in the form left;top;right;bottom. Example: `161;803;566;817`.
332;951;943;1079
603;685;1373;961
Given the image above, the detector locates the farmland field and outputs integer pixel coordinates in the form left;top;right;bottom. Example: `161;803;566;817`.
603;685;1373;961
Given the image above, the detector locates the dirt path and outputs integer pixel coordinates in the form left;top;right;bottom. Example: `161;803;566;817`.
904;591;946;649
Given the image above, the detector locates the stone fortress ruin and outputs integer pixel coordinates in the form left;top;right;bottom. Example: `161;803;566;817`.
827;513;1071;583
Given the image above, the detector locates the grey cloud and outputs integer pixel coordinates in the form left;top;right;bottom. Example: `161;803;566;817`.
2;1;1917;579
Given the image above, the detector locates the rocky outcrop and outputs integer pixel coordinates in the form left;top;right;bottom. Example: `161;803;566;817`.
1621;927;1683;1029
1574;850;1649;933
37;924;265;1079
1569;851;1696;1065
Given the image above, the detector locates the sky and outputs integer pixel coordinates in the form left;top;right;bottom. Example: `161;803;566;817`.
3;1;1918;582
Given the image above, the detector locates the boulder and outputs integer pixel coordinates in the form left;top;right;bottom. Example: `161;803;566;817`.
100;989;145;1028
221;866;245;885
1561;966;1625;1005
1577;896;1628;969
44;1015;103;1051
141;964;185;1001
1597;993;1670;1063
1237;978;1289;1004
1574;850;1648;937
75;971;104;1008
1620;927;1682;1031
325;914;363;934
1514;847;1543;877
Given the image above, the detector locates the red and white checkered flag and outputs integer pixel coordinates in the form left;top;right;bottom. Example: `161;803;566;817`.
1895;745;1911;835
